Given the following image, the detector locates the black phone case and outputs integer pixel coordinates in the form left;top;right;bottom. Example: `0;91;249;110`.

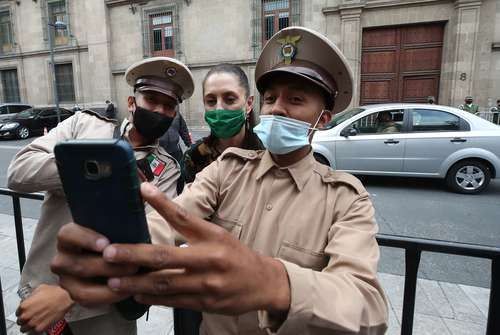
54;139;150;320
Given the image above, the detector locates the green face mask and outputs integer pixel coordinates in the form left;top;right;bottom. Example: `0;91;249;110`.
204;109;246;139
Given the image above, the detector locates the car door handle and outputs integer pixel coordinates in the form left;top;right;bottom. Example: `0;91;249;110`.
384;139;399;144
450;138;467;143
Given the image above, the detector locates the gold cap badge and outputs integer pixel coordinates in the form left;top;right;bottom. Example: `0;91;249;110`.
277;35;301;65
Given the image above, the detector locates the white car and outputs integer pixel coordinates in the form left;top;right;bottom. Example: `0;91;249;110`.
312;103;500;194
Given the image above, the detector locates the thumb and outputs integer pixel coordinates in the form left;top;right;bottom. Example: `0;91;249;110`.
140;182;219;243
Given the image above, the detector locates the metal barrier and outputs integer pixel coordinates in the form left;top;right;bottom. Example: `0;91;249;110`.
478;111;500;125
1;188;499;335
0;188;44;335
376;234;500;335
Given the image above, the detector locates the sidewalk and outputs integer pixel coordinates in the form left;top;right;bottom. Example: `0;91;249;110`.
0;213;489;335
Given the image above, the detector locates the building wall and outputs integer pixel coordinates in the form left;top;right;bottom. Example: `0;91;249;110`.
0;0;498;128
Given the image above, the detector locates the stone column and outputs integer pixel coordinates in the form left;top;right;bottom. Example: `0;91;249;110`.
340;5;363;107
451;0;482;106
84;0;114;106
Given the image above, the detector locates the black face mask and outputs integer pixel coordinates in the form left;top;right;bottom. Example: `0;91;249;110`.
132;105;174;141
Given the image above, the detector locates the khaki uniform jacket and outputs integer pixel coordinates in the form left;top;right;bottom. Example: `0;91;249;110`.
149;148;388;335
7;111;180;323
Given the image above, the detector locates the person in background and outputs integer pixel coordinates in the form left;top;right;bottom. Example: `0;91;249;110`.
51;26;388;335
159;110;193;194
105;99;116;119
183;63;263;183
8;56;193;335
458;95;480;114
427;95;435;104
490;99;500;124
159;109;192;164
376;110;400;133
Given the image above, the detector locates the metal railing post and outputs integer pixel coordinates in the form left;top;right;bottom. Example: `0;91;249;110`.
401;248;421;335
12;196;26;271
0;276;6;335
486;258;500;335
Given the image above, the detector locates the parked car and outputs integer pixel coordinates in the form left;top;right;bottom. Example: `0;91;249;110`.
0;107;73;139
312;104;500;194
0;103;33;120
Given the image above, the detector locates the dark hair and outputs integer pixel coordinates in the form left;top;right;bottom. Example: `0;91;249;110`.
202;63;250;98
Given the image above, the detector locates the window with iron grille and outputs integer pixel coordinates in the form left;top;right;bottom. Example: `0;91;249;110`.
1;69;20;102
262;0;290;42
48;0;69;46
150;12;174;57
54;63;75;103
0;11;13;54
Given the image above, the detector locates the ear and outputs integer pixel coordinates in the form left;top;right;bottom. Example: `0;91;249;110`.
127;96;135;113
246;95;255;115
317;110;332;129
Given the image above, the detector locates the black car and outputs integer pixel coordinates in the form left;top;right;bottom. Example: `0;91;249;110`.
0;107;73;139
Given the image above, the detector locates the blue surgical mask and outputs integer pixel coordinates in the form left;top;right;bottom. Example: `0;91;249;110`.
253;115;313;154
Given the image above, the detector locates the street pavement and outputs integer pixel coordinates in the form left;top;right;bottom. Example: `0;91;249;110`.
0;129;497;333
0;212;491;335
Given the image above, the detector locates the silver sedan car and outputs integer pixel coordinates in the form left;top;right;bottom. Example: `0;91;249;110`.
312;103;500;194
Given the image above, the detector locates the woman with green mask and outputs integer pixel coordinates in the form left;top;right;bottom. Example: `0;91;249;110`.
183;63;263;183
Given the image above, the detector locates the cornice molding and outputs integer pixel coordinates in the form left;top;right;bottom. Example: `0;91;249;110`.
454;0;482;9
111;58;257;75
105;0;150;8
323;0;450;14
0;45;88;61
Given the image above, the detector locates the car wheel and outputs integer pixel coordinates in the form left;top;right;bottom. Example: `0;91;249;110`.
17;126;30;139
313;153;330;167
446;160;491;194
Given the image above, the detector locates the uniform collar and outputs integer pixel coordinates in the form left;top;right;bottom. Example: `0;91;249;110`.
256;149;315;191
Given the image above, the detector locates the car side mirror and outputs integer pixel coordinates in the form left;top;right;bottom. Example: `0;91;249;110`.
341;127;357;137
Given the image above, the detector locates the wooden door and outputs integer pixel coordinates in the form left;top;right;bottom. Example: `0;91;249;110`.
360;23;444;105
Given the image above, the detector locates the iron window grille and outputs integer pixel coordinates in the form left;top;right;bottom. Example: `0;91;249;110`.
54;63;75;103
0;11;13;54
151;12;175;57
1;69;20;102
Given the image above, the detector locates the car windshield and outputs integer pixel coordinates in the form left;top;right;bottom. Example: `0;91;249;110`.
325;107;365;129
17;109;36;118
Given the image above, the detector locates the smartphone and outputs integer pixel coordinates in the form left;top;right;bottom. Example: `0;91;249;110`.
55;139;151;320
54;139;150;244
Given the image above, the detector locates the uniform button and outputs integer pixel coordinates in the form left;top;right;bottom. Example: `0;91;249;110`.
266;204;273;211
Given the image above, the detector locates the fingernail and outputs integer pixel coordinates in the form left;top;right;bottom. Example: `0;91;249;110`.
103;246;117;260
96;238;109;250
141;182;156;196
108;278;121;291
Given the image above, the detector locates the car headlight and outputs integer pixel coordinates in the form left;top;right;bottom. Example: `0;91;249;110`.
0;122;20;130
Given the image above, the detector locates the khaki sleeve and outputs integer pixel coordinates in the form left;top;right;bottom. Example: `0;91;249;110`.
147;210;177;245
173;158;221;219
7;115;77;193
259;192;388;335
148;158;222;245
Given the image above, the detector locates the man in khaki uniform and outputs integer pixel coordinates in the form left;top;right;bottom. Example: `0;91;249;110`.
8;57;194;334
51;27;388;334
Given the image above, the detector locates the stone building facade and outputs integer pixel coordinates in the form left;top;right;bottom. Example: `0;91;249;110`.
0;0;498;127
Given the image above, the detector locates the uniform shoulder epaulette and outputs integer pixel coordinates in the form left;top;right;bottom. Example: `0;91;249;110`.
81;109;117;124
219;147;264;161
319;167;366;195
